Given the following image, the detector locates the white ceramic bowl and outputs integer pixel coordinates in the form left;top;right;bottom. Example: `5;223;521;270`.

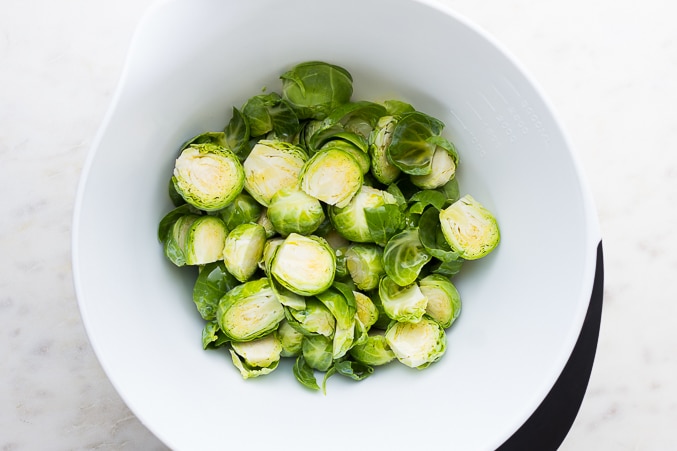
73;0;601;449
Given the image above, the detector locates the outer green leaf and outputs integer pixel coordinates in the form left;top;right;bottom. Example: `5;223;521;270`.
193;261;239;321
224;107;251;161
363;204;404;247
387;112;445;175
293;355;320;391
382;228;431;287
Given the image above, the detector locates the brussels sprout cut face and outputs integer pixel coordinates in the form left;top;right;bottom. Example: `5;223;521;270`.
439;195;500;260
385;316;447;369
300;148;363;208
172;143;244;211
270;233;336;296
243;140;307;206
217;278;284;342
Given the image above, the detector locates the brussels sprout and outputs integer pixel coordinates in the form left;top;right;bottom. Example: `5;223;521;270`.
382;228;432;286
285;298;335;337
256;208;277;238
410;139;458;189
216;277;284;341
385;316;447;369
223;223;267;283
354;291;379;330
387;112;445;176
302;334;334;371
158;204;200;243
193;261;239;321
378;276;428;324
300;148;363;208
321;139;370;175
242;139;307;206
216;192;263;231
278;319;304;357
349;332;396;366
242;92;300;139
280;61;353;120
166;215;228;266
439;195;500;260
259;237;285;275
419;274;461;329
316;283;358;358
329;185;398;243
344;244;385;291
268;186;326;236
172;143;245;211
368;116;401;184
163;214;196;266
230;333;282;379
270;233;336;296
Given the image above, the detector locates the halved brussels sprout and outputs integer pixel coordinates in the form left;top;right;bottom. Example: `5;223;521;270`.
321;140;370;175
439;195;500;260
166;215;228;266
300;148;363;208
268;186;326;236
223;223;267;283
216;277;284;342
242;139;307;206
278;319;304;357
419;274;462;329
354;291;379;331
328;185;398;243
285;298;335;337
270;233;336;296
344;244;385;291
216;192;263;231
378;276;428;324
385;316;447;369
410;145;457;190
172;143;245;211
230;332;282;379
368;115;401;184
349;332;396;366
280;61;353;120
316;283;358;358
382;228;432;287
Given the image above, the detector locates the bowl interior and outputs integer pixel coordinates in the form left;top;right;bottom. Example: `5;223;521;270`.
73;0;599;449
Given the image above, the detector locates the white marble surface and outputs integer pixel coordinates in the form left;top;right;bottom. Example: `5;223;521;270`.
1;0;676;449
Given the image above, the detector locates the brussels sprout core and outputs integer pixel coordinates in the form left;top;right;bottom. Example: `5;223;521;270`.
439;195;500;260
172;144;244;211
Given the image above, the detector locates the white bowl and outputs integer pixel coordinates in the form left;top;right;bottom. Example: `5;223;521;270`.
73;0;601;449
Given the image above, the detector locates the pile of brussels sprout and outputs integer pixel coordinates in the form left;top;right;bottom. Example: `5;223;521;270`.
158;61;500;391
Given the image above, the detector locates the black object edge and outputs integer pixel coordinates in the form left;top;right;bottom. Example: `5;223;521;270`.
497;241;604;451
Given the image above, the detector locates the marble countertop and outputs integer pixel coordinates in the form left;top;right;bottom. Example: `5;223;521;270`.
2;0;676;449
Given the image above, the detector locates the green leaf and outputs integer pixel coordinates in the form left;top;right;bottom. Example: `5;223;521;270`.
418;206;462;262
224;107;251;161
387;112;445;175
193;261;239;321
364;204;404;247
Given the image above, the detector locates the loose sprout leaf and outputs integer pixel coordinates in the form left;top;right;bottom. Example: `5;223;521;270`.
293;355;320;391
387;112;445;175
224;107;251;161
193;261;240;321
418;207;462;263
179;131;227;151
363;204;404;247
